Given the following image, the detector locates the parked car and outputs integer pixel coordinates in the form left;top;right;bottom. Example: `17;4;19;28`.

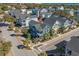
0;30;2;33
10;34;16;36
17;45;27;49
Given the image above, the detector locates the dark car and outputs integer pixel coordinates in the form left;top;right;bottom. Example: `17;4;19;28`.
0;23;9;27
17;45;27;49
10;34;15;36
0;30;2;33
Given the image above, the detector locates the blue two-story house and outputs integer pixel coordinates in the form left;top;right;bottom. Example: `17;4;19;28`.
29;15;76;38
29;20;50;38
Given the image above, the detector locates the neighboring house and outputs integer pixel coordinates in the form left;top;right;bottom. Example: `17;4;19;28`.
32;8;40;17
29;20;50;37
40;12;52;18
16;13;27;26
57;6;64;10
26;9;32;15
16;15;38;27
8;9;15;16
65;36;79;56
70;20;77;28
0;13;4;19
75;9;79;18
29;15;72;37
65;9;74;16
9;9;39;27
9;9;21;19
12;7;16;10
44;16;61;32
69;9;74;16
21;8;27;14
4;10;9;14
32;8;49;18
29;20;40;37
48;7;56;11
44;16;72;33
9;9;27;27
40;8;48;13
25;15;38;27
58;17;71;28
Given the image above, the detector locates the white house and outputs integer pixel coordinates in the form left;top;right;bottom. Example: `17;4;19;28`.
69;9;74;16
4;10;9;14
57;6;64;10
40;8;48;13
21;8;27;14
25;15;38;27
40;13;52;18
26;9;32;14
0;13;4;19
16;15;38;27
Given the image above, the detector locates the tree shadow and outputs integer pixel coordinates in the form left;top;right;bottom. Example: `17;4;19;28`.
46;40;67;56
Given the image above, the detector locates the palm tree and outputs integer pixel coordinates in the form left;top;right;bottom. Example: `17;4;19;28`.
3;15;15;22
49;28;55;37
21;39;31;49
43;34;48;40
14;27;20;33
43;33;51;41
1;5;9;11
8;23;15;31
58;26;66;34
38;51;47;56
76;22;79;27
22;28;28;37
22;40;29;46
49;28;53;36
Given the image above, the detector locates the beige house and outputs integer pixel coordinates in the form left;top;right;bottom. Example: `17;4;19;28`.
0;13;4;19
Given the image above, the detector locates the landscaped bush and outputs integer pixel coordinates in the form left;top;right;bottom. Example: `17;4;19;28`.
8;23;15;31
38;51;47;56
0;40;12;56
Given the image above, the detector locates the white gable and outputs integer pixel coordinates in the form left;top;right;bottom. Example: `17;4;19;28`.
41;8;48;13
25;17;38;27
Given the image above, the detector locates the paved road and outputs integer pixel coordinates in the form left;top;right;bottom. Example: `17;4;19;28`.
1;27;37;56
38;28;79;51
1;26;79;56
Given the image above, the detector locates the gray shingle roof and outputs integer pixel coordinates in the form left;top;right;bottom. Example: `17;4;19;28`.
59;17;67;23
9;9;21;19
58;17;69;25
29;20;39;26
40;23;46;29
29;20;46;32
9;9;27;20
19;14;27;19
44;16;57;27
